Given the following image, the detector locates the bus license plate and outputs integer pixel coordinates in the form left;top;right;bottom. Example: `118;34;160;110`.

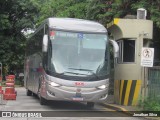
72;97;83;101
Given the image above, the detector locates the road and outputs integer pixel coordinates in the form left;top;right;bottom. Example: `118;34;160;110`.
0;87;152;120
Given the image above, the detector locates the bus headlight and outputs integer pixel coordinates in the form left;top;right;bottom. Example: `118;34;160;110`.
50;82;60;87
97;84;108;90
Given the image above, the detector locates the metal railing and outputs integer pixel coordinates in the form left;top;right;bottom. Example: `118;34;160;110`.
148;66;160;97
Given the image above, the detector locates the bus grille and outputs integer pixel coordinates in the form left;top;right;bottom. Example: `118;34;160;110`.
60;86;97;92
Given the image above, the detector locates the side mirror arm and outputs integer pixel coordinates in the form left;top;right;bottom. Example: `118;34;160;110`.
109;39;119;58
42;34;48;52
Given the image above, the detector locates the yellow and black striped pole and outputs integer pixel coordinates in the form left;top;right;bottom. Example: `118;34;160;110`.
114;80;141;106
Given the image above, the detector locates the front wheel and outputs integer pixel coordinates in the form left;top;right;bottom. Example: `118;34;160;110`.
40;96;47;105
26;89;32;96
87;102;94;108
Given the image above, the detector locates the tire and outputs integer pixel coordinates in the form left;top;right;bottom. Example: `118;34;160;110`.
40;96;47;105
26;89;32;96
87;102;94;108
32;93;38;97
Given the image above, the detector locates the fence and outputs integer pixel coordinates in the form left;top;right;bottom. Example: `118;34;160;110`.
148;66;160;98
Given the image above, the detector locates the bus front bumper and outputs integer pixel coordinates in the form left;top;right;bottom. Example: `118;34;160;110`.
45;84;108;102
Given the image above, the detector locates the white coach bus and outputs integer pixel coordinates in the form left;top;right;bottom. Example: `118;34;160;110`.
24;18;118;108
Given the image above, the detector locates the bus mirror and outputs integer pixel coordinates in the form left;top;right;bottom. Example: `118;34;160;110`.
42;34;48;52
109;39;119;58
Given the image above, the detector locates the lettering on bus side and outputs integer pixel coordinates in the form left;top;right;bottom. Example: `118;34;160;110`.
75;82;84;86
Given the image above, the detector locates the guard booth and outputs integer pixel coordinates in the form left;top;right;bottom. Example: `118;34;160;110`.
108;16;153;105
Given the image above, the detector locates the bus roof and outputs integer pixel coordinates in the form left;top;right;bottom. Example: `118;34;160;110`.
45;18;107;33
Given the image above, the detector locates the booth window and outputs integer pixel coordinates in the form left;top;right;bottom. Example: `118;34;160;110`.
118;39;135;63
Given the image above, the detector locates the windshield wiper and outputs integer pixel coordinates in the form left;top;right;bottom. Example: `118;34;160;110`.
68;68;99;79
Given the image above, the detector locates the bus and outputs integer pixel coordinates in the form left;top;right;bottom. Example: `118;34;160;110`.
24;18;119;108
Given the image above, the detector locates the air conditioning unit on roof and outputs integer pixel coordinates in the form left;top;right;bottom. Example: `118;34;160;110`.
137;8;147;20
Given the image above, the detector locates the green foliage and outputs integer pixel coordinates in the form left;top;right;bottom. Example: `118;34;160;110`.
86;0;135;25
37;0;89;25
0;15;11;30
139;96;160;111
86;0;115;24
0;0;40;74
57;2;88;18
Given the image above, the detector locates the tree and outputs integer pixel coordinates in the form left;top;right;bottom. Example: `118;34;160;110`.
37;0;89;25
86;0;135;25
0;0;40;75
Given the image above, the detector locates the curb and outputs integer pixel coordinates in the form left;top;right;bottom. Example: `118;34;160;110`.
101;103;160;120
100;103;128;111
100;103;133;117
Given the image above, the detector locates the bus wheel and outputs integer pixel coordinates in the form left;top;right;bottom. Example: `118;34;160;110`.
87;102;94;108
32;93;38;97
26;89;32;96
40;96;47;105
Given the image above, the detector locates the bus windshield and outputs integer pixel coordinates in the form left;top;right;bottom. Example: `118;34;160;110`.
47;30;109;80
